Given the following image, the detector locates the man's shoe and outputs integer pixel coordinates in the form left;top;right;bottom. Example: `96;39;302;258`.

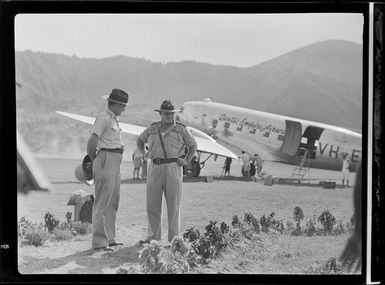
94;246;114;252
109;242;124;247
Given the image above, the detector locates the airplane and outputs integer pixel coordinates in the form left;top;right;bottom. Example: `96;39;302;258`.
56;98;361;178
177;98;362;175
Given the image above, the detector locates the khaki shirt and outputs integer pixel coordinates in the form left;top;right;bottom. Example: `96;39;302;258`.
91;110;124;150
139;121;196;159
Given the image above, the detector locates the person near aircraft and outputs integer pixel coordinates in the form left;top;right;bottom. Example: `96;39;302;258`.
253;153;264;177
342;152;351;187
136;100;197;245
86;88;129;252
241;151;251;178
132;148;142;179
224;156;232;176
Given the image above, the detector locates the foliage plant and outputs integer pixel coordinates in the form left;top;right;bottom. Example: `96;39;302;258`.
44;212;60;233
293;206;304;231
318;210;336;233
334;220;345;235
244;212;260;232
203;221;231;256
18;216;35;240
182;227;200;243
24;225;49;246
231;215;242;228
139;240;167;273
304;218;317;236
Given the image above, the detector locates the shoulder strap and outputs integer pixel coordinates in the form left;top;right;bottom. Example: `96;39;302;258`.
158;127;168;159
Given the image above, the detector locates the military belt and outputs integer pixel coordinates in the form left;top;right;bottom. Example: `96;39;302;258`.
152;158;178;165
100;148;124;154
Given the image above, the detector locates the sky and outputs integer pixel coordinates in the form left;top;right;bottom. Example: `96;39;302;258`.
15;13;363;68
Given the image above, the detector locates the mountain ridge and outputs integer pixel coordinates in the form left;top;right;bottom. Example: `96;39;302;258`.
16;40;363;156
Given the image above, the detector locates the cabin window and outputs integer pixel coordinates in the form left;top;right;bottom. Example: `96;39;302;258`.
224;122;230;129
212;119;218;128
263;132;270;138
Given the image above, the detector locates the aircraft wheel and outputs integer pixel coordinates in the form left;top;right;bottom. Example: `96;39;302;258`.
186;160;201;177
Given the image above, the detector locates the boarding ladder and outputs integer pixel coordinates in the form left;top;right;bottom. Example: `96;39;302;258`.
290;148;310;184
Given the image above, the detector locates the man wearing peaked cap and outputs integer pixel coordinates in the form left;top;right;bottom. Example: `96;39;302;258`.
87;88;129;252
136;100;197;245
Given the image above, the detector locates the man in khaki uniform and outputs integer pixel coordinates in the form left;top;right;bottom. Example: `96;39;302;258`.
87;88;129;251
136;100;197;245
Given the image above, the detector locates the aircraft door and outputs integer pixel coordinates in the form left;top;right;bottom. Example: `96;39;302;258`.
279;120;302;156
301;126;324;159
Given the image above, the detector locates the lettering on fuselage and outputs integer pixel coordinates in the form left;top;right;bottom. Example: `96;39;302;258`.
218;114;285;135
318;142;361;162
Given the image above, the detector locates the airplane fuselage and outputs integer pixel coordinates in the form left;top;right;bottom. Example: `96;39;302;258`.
178;100;362;171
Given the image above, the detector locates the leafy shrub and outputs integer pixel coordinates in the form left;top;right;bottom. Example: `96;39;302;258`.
231;215;242;228
72;221;92;235
52;228;74;241
244;212;260;232
304;218;317;236
182;227;200;242
170;236;189;256
164;252;190;274
318;210;336;233
139;240;167;273
18;217;35;240
267;212;284;232
24;225;49;246
334;220;345;235
195;236;214;259
204;221;230;256
44;212;60;233
259;215;270;232
293;206;304;231
220;221;230;234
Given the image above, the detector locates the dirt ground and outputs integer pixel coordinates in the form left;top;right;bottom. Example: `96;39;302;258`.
17;158;357;274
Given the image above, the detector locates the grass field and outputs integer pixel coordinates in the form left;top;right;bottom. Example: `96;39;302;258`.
17;157;358;274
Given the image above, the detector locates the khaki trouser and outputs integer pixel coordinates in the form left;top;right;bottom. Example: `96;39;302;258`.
91;151;122;248
146;161;183;242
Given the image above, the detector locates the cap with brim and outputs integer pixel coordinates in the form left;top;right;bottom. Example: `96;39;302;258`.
102;88;129;106
154;100;181;113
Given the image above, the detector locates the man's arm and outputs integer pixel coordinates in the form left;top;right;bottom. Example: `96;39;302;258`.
87;133;98;161
136;137;146;156
184;145;197;164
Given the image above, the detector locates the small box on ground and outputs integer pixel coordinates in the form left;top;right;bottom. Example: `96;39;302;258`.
264;177;273;186
322;181;336;189
205;176;214;183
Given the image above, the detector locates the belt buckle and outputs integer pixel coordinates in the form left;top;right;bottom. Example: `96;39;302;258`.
154;158;161;165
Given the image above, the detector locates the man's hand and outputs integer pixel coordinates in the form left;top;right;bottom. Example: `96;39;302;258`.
177;158;188;167
339;233;362;273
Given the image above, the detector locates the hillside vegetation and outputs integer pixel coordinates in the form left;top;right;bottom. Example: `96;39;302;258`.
15;40;362;157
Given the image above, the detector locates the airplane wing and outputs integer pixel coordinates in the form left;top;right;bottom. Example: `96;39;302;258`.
56;111;238;159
